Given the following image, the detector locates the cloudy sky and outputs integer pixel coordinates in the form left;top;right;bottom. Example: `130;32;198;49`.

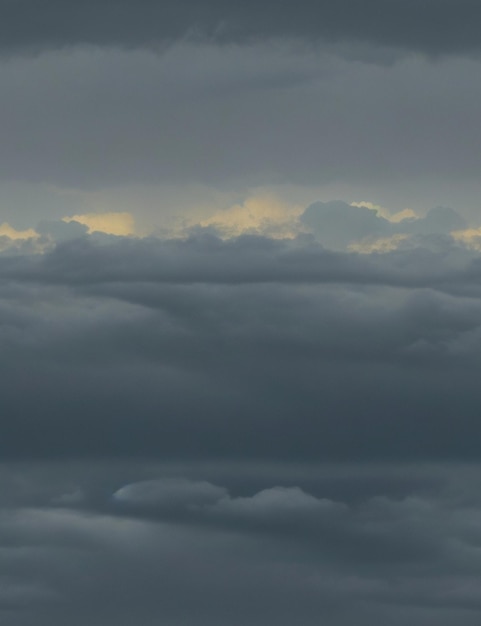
3;1;481;624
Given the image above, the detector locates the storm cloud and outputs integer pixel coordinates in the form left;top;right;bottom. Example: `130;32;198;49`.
3;0;481;56
2;0;481;623
1;230;481;464
0;223;480;624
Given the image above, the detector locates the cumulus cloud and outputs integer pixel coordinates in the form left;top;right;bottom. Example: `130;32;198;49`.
300;201;467;250
36;219;88;241
0;222;43;255
196;194;303;238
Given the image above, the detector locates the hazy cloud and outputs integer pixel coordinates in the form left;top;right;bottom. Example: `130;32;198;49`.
2;47;481;202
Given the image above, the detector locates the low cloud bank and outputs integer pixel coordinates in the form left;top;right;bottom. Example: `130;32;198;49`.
0;201;480;624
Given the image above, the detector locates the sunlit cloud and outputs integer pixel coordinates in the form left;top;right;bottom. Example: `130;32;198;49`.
348;233;410;254
451;227;481;250
0;223;38;240
197;194;304;238
0;222;45;254
350;201;418;223
62;212;136;236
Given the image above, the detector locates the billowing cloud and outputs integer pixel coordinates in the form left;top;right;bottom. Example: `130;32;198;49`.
36;219;88;241
197;194;302;238
0;226;480;468
300;201;467;250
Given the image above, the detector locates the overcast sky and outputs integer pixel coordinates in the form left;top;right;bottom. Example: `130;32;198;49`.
3;2;481;625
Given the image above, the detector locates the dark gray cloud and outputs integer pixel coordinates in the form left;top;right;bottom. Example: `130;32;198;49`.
2;461;481;625
0;231;481;464
3;0;481;56
2;46;481;198
2;227;476;292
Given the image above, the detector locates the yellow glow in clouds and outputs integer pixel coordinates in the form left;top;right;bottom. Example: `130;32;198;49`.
63;212;135;236
0;223;38;240
451;227;481;250
198;195;303;238
351;201;417;223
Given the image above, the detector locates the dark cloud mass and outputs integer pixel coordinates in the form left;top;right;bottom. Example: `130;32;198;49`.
1;228;481;623
3;0;481;55
3;459;481;625
2;45;481;194
0;230;480;463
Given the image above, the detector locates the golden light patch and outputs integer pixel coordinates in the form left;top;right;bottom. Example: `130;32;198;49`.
388;208;418;223
351;201;418;223
62;212;135;236
451;227;481;250
0;223;39;240
348;234;410;254
198;195;304;238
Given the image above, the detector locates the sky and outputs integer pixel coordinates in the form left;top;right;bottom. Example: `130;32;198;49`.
3;1;481;624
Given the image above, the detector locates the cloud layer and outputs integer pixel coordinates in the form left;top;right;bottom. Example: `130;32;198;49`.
0;223;480;464
0;212;479;624
3;461;481;625
4;0;481;55
2;1;481;622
